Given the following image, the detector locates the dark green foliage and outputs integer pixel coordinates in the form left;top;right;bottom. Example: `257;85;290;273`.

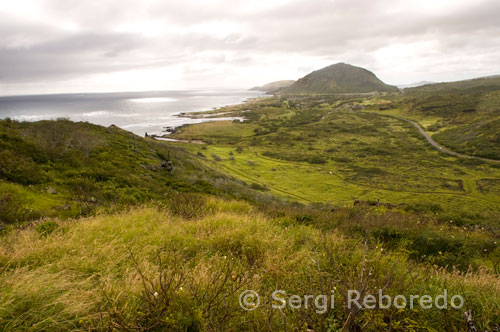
0;119;267;224
164;192;209;219
261;150;327;164
0;189;39;224
249;182;268;191
403;202;443;214
35;220;58;236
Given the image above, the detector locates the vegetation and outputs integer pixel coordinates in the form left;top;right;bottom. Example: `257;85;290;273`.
172;96;500;227
0;119;272;226
1;69;500;330
1;197;499;331
384;77;500;159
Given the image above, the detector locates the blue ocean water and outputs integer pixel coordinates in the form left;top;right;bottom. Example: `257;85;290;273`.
0;89;263;135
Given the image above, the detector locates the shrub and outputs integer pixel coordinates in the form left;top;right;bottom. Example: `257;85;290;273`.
36;220;59;236
0;190;37;224
165;192;209;219
0;150;45;185
307;155;327;164
250;183;268;191
404;202;443;214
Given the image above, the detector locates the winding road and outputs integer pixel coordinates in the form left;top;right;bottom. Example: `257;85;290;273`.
388;115;500;163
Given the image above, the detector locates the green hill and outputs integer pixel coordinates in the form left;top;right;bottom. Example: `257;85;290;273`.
249;80;295;93
279;63;399;95
0;119;268;224
394;76;500;159
405;75;500;93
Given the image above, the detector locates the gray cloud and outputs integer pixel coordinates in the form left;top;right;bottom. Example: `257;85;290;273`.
1;0;500;94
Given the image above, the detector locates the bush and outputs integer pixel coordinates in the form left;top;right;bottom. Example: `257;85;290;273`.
249;183;268;191
404;202;443;214
165;192;209;219
0;150;45;185
0;190;37;224
36;220;59;236
307;155;327;164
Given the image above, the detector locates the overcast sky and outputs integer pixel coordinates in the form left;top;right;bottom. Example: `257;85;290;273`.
1;0;500;95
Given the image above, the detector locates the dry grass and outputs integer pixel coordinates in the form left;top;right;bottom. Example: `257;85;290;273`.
0;199;499;331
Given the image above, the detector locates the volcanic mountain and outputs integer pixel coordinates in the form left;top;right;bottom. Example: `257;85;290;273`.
278;63;398;95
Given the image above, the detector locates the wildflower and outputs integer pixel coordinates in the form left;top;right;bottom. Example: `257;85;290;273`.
154;292;159;297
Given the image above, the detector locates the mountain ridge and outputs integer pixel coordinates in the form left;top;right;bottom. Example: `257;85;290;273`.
249;80;295;93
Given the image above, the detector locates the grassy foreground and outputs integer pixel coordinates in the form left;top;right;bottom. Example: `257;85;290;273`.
1;196;499;331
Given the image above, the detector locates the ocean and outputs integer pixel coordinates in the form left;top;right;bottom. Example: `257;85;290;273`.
0;89;263;136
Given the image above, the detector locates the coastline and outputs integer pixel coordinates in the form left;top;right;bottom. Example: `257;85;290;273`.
0;89;265;137
156;95;267;139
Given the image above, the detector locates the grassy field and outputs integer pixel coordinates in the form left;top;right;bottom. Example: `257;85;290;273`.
171;96;500;226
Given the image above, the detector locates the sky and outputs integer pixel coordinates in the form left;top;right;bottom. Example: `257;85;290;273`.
1;0;500;95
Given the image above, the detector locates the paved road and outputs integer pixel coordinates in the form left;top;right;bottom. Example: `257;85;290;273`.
392;115;500;163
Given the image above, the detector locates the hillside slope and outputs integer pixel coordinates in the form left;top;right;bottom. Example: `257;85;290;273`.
279;63;398;95
395;76;500;159
406;76;500;93
0;119;267;224
249;80;295;93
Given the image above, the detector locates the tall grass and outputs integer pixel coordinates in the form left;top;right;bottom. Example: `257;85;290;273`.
0;197;499;331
